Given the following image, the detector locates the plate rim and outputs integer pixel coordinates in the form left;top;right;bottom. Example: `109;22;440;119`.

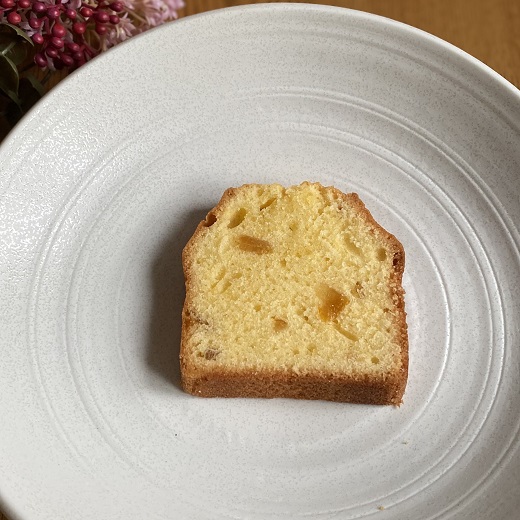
1;3;519;520
0;2;519;162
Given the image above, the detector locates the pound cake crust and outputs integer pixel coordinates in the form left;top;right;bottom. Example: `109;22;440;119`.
181;183;408;405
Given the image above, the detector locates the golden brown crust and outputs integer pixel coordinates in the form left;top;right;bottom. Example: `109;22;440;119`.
181;369;404;405
180;183;408;406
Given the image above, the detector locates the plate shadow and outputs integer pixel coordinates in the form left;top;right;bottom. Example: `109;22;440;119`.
146;208;210;389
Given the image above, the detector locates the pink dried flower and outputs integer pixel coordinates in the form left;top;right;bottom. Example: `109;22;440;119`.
102;11;135;49
127;0;181;27
0;0;184;71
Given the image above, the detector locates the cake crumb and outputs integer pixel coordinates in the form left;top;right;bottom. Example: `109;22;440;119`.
377;506;385;511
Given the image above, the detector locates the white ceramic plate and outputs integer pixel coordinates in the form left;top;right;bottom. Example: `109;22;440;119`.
1;4;519;519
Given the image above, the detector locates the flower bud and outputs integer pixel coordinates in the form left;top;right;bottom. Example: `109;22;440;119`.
109;1;124;12
32;33;45;45
34;53;48;68
95;11;110;23
45;47;59;58
29;17;43;29
67;42;81;52
80;6;93;17
52;23;67;37
60;53;75;67
32;1;46;12
72;22;87;34
50;36;65;48
7;11;22;24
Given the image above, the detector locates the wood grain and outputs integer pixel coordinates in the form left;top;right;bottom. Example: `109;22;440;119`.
0;1;518;519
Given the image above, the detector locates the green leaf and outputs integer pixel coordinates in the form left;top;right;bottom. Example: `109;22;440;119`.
22;73;46;97
1;96;23;133
1;114;13;141
0;33;18;50
0;34;17;59
0;23;33;45
0;53;19;96
3;88;21;108
18;77;43;112
8;42;28;65
0;34;29;65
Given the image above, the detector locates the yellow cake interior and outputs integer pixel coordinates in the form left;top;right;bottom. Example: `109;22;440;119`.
185;183;402;377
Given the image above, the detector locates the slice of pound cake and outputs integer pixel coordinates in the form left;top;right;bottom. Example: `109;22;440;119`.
180;182;408;405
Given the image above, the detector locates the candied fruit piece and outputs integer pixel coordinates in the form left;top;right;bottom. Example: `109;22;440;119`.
316;284;349;321
237;235;273;254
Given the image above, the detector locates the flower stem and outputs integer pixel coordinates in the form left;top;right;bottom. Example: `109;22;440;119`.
1;41;16;57
41;70;52;85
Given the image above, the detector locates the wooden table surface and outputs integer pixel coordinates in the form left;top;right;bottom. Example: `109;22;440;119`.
1;0;518;519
